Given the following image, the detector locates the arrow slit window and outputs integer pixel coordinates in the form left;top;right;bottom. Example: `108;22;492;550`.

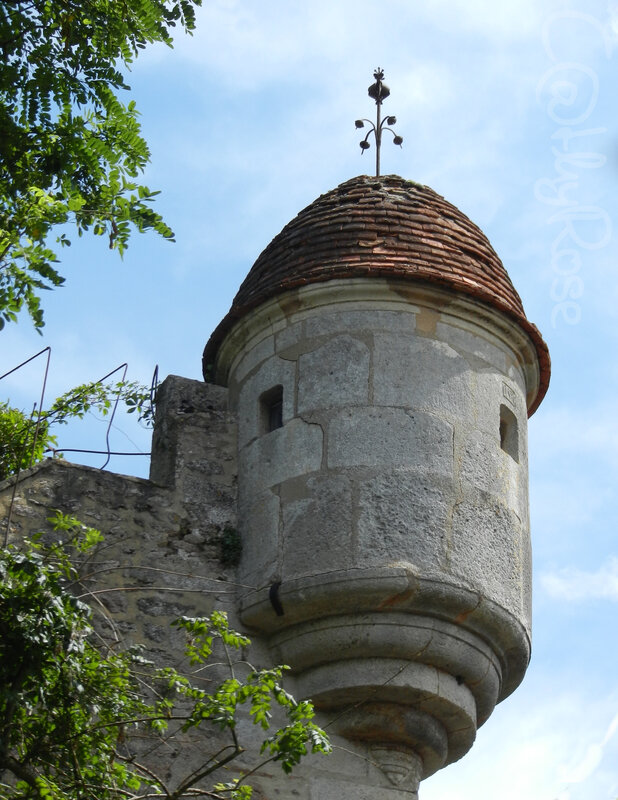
260;386;283;433
499;404;519;462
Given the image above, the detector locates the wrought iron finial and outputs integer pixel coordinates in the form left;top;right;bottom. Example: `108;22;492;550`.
355;68;403;178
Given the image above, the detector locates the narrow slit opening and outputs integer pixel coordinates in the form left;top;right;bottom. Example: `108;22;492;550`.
499;404;519;462
260;385;283;433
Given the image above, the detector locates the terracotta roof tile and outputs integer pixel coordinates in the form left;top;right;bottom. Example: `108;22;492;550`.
203;175;549;413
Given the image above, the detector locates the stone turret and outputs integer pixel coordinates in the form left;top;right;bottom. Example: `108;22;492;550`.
203;175;550;795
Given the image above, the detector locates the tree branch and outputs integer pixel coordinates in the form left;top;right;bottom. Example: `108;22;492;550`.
169;743;242;800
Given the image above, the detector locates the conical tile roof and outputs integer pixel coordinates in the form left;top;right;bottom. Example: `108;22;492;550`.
203;174;549;413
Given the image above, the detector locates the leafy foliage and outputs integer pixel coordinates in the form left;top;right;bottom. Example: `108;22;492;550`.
48;378;155;427
0;0;202;330
0;379;153;480
0;401;55;480
0;515;331;799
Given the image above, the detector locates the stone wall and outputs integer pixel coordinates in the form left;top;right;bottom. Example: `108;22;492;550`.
1;376;239;643
0;376;243;791
1;374;418;799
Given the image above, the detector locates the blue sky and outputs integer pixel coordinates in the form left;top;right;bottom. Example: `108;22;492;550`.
2;1;618;797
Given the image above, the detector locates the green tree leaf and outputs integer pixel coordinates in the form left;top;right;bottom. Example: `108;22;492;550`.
0;524;330;798
0;378;154;479
0;0;202;329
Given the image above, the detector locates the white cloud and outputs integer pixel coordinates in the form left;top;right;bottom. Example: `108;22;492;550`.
162;0;556;92
541;556;618;601
557;710;618;797
422;686;618;800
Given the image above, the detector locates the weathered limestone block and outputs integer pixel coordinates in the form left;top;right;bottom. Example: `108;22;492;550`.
297;334;370;413
372;334;474;422
237;487;280;588
356;472;452;572
304;307;417;338
239;417;323;494
281;472;355;578
327;407;453;472
450;494;530;622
